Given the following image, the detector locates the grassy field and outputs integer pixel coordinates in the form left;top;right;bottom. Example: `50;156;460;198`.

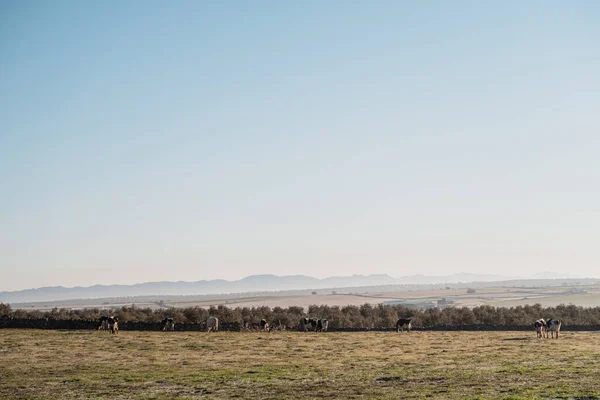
1;330;600;399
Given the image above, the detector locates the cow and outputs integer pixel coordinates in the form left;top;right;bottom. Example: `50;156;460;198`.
207;316;219;332
300;317;318;332
546;319;561;339
396;318;412;332
98;316;108;331
107;316;118;334
162;317;175;331
299;318;308;331
260;319;270;332
316;319;328;332
534;319;546;338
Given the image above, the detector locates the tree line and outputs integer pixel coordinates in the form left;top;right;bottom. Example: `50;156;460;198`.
2;302;600;329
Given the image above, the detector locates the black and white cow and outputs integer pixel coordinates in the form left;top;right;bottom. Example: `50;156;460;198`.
162;318;175;331
534;319;546;338
546;319;561;339
98;316;108;331
396;318;412;332
107;316;118;334
316;319;328;332
300;317;318;332
260;319;270;332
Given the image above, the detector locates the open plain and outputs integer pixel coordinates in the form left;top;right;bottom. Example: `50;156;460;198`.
1;329;600;399
13;283;600;312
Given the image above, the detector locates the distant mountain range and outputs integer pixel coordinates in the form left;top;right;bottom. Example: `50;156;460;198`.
0;272;589;303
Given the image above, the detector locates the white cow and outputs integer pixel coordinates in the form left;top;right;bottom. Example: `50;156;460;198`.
207;317;219;332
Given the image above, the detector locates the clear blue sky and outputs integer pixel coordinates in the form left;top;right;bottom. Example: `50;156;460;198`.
1;1;599;291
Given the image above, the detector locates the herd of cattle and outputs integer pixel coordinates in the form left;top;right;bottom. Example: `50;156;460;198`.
534;318;562;339
96;316;413;334
95;316;562;338
97;316;119;334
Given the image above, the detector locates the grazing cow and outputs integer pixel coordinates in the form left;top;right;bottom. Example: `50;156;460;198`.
300;317;318;332
396;318;412;332
207;317;219;332
300;318;308;331
162;318;175;331
107;316;118;334
316;319;328;332
98;316;108;331
546;319;561;339
260;319;270;332
534;319;547;338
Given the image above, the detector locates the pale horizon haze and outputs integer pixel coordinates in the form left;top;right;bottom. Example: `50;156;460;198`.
1;2;599;292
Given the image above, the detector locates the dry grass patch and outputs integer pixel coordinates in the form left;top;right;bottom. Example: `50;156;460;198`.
1;330;600;399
